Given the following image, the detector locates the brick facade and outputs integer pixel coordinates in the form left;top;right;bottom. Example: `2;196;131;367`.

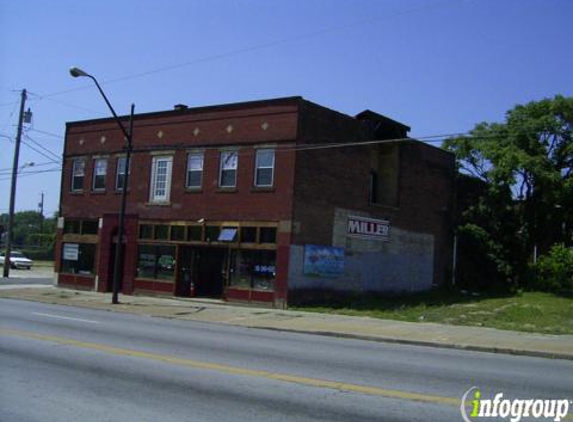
56;97;454;307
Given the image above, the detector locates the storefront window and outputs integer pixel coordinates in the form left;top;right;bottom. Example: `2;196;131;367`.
154;225;169;240
240;227;257;243
187;226;203;241
64;220;81;234
205;226;220;242
259;227;277;244
156;245;176;280
136;244;175;281
61;243;96;275
230;250;276;291
170;225;185;241
139;225;153;239
82;220;99;235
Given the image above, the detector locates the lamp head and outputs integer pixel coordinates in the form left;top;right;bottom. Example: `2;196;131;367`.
69;66;90;78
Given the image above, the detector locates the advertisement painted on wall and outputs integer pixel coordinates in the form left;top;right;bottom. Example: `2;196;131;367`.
303;245;345;278
347;215;390;241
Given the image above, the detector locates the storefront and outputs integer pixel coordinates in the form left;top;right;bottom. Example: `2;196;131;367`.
134;221;278;303
58;218;100;290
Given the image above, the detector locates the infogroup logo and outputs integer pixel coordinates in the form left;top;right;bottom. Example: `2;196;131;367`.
460;387;571;422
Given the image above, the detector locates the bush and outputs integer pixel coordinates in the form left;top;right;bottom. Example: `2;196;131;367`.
531;245;573;293
19;247;55;261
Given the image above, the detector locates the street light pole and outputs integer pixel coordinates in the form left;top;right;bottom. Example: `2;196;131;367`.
111;104;134;304
70;67;134;304
3;89;27;278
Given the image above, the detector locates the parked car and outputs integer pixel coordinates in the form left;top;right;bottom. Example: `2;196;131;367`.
0;251;34;270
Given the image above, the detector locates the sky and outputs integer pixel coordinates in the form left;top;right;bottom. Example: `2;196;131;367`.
1;0;572;216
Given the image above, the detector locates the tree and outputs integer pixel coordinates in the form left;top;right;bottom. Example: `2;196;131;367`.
444;95;572;290
0;211;57;259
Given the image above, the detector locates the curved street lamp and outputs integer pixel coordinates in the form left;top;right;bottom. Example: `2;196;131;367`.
69;67;134;304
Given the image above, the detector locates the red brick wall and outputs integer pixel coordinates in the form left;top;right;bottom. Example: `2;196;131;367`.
59;99;300;303
61;101;299;223
291;102;455;286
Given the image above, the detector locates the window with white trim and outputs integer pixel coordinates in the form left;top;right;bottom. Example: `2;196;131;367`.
115;156;129;191
149;155;173;203
219;150;238;188
254;148;275;187
71;159;85;191
92;158;107;191
186;152;204;189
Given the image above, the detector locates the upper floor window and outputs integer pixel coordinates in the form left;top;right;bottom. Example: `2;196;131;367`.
71;159;85;191
186;152;204;189
115;156;129;191
92;158;107;191
219;150;238;188
254;149;275;187
149;155;173;203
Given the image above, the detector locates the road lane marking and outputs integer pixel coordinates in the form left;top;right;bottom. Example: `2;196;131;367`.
0;327;460;407
32;312;101;324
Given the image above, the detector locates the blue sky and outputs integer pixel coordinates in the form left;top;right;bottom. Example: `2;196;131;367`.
1;0;572;215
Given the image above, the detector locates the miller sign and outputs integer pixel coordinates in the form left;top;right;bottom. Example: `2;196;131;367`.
347;216;390;241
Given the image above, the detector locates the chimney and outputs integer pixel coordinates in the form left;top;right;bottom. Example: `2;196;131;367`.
174;104;188;111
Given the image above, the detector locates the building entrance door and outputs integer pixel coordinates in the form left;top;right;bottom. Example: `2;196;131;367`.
176;246;195;297
193;247;226;298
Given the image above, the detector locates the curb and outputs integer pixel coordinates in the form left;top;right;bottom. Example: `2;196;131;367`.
245;326;573;361
1;294;571;361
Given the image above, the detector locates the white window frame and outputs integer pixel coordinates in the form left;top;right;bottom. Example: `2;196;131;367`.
254;148;275;187
149;155;173;203
186;151;204;189
71;158;85;192
92;158;107;191
219;150;239;188
115;156;129;191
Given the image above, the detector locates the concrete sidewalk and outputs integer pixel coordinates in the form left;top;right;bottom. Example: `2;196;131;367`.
1;285;572;360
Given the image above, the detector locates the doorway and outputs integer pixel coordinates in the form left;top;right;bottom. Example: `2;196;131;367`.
177;246;227;298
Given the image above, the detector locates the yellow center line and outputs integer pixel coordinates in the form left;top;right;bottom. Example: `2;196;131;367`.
1;327;460;407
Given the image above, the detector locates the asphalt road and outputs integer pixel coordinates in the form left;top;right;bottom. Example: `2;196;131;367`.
1;299;571;422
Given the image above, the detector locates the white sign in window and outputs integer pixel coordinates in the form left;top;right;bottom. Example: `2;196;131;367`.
63;243;79;261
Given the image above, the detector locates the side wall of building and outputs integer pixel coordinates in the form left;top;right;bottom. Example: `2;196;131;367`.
289;103;455;302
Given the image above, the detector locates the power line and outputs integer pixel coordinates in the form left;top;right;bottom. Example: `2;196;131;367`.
23;133;62;162
27;128;64;140
2;0;466;103
0;168;61;182
0;161;61;175
0;99;20;132
20;138;61;164
27;91;106;116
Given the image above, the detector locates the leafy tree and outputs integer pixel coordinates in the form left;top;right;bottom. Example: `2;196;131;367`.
444;95;572;290
0;210;56;250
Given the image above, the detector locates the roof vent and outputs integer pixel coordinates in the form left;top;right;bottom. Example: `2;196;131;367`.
174;104;188;111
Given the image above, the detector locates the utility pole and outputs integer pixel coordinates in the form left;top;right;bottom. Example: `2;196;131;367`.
38;192;44;235
3;89;27;278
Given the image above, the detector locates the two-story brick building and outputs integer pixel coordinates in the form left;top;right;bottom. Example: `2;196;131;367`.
55;97;455;308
